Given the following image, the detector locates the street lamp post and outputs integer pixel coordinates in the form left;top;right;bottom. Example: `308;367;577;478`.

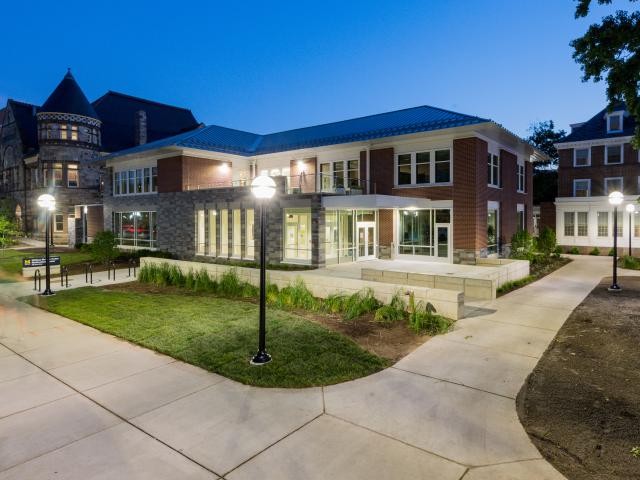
250;174;276;365
608;191;623;292
37;194;56;296
626;203;635;257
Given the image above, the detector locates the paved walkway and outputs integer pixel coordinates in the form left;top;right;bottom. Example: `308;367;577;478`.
0;257;635;479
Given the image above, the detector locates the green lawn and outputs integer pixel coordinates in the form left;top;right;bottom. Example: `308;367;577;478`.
26;287;389;388
0;248;92;282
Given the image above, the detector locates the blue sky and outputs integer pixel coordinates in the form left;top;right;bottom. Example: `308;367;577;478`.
0;0;620;137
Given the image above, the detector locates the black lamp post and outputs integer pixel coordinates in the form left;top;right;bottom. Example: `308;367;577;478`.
250;174;276;365
626;203;635;257
37;194;56;296
608;191;623;292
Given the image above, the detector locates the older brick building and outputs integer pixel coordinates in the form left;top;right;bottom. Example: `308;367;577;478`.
554;104;640;254
0;70;199;244
104;106;544;266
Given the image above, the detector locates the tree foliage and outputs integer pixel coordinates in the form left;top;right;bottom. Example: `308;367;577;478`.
85;230;119;265
0;215;19;249
527;120;566;170
571;0;640;147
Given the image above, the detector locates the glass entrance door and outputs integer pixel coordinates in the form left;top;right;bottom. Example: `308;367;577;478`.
356;222;376;260
436;224;450;260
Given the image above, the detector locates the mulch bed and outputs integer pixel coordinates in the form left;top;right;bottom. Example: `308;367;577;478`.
105;282;429;363
517;276;640;480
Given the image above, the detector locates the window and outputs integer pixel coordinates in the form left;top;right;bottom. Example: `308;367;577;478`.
284;209;312;262
135;169;143;193
112;211;157;248
573;179;591;197
67;164;78;187
320;163;332;191
434;150;451;183
333;162;345;189
564;212;575;237
232;209;242;257
604;177;623;195
53;163;63;187
399;210;433;256
245;209;255;259
397;154;412;185
113;166;157;196
517;162;525;192
597;212;609;237
143;168;151;193
128;170;135;193
415;152;430;184
152;167;158;192
635;213;640;238
577;212;588;236
396;149;451;186
607;113;623;133
208;210;217;256
54;213;64;232
616;210;623;237
574;148;590;167
71;125;78;141
488;153;500;187
60;124;68;140
347;160;360;189
196;209;206;255
517;204;525;231
120;171;127;194
487;208;499;254
114;172;120;195
605;145;623;164
220;209;228;257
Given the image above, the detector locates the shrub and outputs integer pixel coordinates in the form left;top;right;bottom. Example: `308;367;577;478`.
608;247;616;257
271;278;318;311
510;229;535;260
343;288;381;321
323;293;349;314
406;292;452;334
194;269;216;292
589;247;601;256
620;255;640;270
0;214;19;249
86;231;119;265
536;227;557;257
568;246;580;255
553;245;563;257
217;269;243;297
373;291;407;327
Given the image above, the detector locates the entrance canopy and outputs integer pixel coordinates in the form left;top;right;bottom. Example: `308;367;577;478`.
322;194;436;210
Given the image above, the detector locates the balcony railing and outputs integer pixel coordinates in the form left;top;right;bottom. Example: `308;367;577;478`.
286;173;376;195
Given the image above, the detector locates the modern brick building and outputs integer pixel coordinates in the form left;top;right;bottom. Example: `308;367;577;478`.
0;70;199;244
104;106;544;266
554;103;640;254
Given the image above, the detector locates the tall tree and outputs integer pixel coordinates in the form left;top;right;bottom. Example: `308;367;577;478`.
571;0;640;147
527;120;566;170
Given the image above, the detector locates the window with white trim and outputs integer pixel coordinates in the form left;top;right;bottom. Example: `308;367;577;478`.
517;204;525;231
517;162;525;192
605;144;623;164
395;149;451;186
564;212;575;236
573;148;590;167
576;212;588;236
597;211;609;237
487;153;500;187
67;164;78;187
113;167;157;196
573;179;591;197
604;177;623;194
54;213;64;232
607;113;623;133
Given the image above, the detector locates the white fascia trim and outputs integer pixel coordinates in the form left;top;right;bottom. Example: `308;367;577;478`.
554;194;640;206
555;136;633;149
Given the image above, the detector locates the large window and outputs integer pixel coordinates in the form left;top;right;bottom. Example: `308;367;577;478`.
196;210;206;255
488;153;500;187
604;177;623;194
563;211;589;237
517;205;525;231
245;209;255;259
284;209;312;262
574;148;590;167
113;167;157;196
616;210;623;237
564;211;575;237
573;179;591;197
517;162;525;192
577;212;588;236
605;145;623;165
397;208;451;257
67;164;78;187
396;149;451;186
208;210;217;256
113;211;157;248
53;163;63;187
487;208;499;254
319;160;360;192
220;209;229;257
232;209;242;257
54;213;64;232
597;211;609;237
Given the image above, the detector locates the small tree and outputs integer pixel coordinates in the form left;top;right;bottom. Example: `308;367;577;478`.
536;227;557;258
87;231;119;265
510;229;535;260
0;215;19;250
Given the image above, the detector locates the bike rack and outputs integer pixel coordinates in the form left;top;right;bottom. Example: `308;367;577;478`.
34;269;42;292
85;263;93;284
128;258;137;278
61;266;69;288
108;261;116;281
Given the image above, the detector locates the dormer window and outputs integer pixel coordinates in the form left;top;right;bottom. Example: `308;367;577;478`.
607;112;623;133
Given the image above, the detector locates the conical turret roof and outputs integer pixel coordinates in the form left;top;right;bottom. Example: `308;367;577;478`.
41;69;98;119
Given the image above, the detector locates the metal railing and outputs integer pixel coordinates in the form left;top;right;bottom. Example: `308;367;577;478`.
107;261;116;280
60;266;69;288
85;263;93;284
286;173;376;195
128;258;137;278
34;269;42;292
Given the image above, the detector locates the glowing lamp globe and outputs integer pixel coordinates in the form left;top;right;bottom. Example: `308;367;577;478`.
626;203;636;213
251;175;276;199
37;194;56;211
608;191;624;206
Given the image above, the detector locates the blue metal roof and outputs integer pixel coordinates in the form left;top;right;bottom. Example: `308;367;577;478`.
560;103;635;143
106;105;491;159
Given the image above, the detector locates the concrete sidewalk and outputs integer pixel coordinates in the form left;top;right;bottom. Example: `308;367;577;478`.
0;256;633;479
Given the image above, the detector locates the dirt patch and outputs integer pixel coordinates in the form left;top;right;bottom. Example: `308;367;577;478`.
517;276;640;480
104;282;430;363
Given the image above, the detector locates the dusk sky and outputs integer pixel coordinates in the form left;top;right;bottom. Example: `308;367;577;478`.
1;1;620;138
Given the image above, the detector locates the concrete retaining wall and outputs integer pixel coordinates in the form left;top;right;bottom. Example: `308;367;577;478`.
141;257;465;320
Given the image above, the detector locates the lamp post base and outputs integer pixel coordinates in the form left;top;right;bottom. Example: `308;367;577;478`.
608;284;622;292
40;289;55;296
250;351;272;365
